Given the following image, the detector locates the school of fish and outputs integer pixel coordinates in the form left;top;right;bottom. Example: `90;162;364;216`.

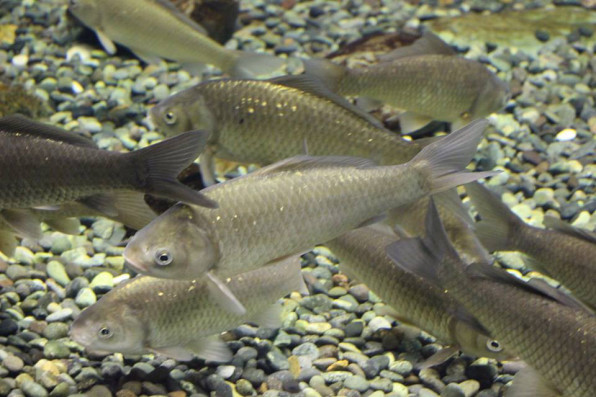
0;1;592;396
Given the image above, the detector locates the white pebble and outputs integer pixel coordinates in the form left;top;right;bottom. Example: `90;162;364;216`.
11;54;28;68
555;128;576;141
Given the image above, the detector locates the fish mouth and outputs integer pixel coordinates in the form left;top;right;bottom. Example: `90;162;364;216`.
122;245;148;273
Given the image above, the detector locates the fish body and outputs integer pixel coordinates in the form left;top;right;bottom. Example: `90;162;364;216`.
387;201;596;396
150;76;422;184
326;226;506;360
69;0;282;77
70;256;303;361
0;115;215;211
305;33;509;132
124;120;494;312
466;182;596;310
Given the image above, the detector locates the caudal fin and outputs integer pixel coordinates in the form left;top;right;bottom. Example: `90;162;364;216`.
132;131;218;208
464;182;521;252
230;51;286;78
410;119;497;193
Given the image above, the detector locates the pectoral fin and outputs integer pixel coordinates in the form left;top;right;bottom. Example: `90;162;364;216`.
150;335;232;363
1;209;42;239
199;149;218;186
0;231;17;257
506;366;561;397
251;303;282;329
207;271;247;315
44;217;81;235
415;346;459;370
95;30;117;55
78;194;119;217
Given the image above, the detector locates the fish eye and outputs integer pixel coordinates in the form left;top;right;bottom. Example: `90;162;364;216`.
98;326;112;339
486;339;502;352
154;249;173;266
164;111;177;125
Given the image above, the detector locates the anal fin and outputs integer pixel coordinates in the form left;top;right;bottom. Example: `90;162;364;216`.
251;303;282;329
95;30;117;55
1;209;42;239
399;112;434;134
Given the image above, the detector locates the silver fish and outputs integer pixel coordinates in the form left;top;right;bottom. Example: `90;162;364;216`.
149;75;423;185
70;255;304;362
68;0;283;77
304;32;509;132
124;120;495;315
387;200;596;397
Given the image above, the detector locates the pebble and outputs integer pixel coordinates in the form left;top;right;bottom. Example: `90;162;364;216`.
45;309;72;323
74;288;96;307
46;262;70;287
3;355;24;372
555;128;577;141
20;381;47;397
43;341;70;359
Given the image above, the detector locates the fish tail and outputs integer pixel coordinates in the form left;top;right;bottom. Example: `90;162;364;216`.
228;50;286;78
301;58;347;92
386;199;455;288
464;182;521;252
131;131;218;208
410;119;497;194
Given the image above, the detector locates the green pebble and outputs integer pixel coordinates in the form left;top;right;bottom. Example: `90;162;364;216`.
75;288;96;307
89;272;113;290
344;375;369;392
50;237;72;256
235;379;255;396
42;323;69;340
0;379;11;397
20;380;48;397
43;341;70;359
46;261;70;286
48;382;70;397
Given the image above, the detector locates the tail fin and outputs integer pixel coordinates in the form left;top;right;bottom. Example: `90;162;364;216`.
230;51;286;78
386;199;456;287
301;58;347;92
464;182;521;252
131;131;218;208
409;119;497;193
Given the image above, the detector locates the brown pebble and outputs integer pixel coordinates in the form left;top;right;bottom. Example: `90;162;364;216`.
522;150;543;166
28;320;47;335
85;384;112;397
116;390;136;397
121;381;142;395
168;391;186;397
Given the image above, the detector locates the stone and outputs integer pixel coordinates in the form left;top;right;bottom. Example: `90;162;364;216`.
46;262;70;286
44;341;70;359
3;355;24;372
20;381;48;397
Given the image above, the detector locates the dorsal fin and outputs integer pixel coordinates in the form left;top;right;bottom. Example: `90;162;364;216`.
269;74;386;129
252;155;376;176
0;114;97;148
467;263;593;314
378;31;456;62
543;216;596;244
153;0;208;35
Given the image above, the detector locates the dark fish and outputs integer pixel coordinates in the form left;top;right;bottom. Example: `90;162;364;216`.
0;115;216;222
387;200;596;397
326;225;509;361
465;181;596;310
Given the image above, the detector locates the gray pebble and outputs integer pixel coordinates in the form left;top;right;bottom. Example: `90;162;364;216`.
45;309;72;323
344;375;369;392
3;355;24;372
292;342;319;361
441;384;464;397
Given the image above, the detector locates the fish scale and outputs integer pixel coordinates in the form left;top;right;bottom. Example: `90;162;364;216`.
151;78;422;167
339;56;497;121
0;134;134;208
450;276;596;396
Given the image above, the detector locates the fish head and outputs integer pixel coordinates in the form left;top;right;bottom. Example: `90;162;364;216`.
150;89;215;137
70;302;146;355
124;204;218;279
469;75;510;119
452;321;512;361
68;0;100;27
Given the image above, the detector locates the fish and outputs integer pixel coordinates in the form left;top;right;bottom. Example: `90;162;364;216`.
68;0;284;77
124;119;496;315
325;225;509;361
390;189;492;265
0;115;217;231
0;191;157;257
69;255;305;362
386;200;596;397
304;32;509;133
149;74;423;185
465;181;596;310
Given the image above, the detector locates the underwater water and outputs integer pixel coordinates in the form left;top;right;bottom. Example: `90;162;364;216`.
0;0;595;396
